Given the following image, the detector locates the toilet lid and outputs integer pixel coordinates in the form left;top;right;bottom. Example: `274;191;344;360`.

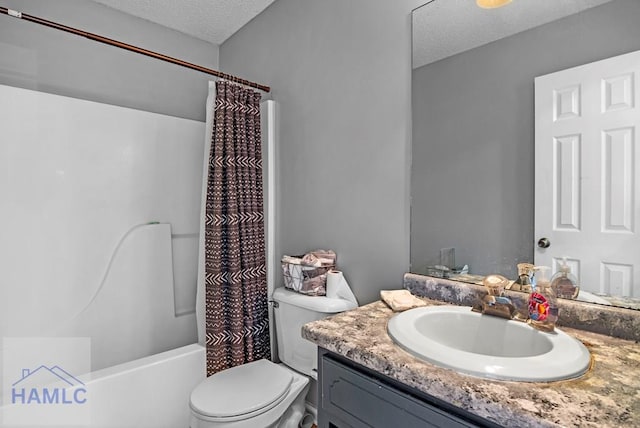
190;359;293;419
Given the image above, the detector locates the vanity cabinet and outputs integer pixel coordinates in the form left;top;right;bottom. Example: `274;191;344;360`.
317;349;499;428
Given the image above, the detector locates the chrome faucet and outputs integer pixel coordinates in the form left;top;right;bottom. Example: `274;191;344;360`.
472;274;518;320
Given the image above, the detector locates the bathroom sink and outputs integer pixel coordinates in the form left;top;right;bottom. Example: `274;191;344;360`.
387;305;591;382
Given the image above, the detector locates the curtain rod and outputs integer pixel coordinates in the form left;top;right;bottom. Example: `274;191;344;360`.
0;6;271;93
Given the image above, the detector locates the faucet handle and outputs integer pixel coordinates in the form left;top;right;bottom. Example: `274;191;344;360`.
483;274;509;296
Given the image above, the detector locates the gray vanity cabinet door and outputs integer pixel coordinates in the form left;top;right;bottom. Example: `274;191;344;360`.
320;356;479;428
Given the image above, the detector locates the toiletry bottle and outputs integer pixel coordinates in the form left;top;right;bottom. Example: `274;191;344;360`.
550;258;580;299
528;266;558;332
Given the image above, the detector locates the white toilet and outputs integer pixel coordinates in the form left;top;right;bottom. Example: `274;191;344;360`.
189;287;357;428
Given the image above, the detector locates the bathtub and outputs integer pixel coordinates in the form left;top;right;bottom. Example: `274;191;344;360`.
1;343;205;428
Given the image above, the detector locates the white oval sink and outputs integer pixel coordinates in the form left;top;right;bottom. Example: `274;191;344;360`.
387;305;591;382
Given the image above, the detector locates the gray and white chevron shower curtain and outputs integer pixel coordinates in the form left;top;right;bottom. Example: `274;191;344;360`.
204;80;270;376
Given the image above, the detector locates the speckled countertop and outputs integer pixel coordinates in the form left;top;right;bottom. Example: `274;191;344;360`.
302;298;640;428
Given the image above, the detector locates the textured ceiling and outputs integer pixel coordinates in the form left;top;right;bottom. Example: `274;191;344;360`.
90;0;277;45
413;0;616;69
87;1;616;65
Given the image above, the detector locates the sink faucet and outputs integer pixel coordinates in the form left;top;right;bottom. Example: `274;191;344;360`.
472;274;518;320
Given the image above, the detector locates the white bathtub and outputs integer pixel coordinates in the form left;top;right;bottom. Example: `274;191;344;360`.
1;343;205;428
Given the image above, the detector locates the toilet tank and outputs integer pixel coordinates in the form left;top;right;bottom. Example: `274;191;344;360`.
272;287;357;379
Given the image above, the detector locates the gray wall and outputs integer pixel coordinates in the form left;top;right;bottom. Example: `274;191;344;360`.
0;0;218;121
220;0;422;304
411;0;640;279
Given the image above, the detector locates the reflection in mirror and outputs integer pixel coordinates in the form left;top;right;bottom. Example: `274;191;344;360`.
410;0;640;310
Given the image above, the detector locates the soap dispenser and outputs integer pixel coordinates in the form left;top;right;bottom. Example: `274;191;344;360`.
528;266;558;332
551;258;580;299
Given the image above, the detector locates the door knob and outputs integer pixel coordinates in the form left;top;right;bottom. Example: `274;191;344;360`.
537;238;551;248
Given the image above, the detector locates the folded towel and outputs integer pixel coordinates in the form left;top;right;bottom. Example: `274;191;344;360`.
380;289;427;312
282;255;302;265
283;250;336;268
309;249;336;266
301;253;322;267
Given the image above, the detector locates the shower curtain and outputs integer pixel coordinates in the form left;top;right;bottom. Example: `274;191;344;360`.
203;80;270;376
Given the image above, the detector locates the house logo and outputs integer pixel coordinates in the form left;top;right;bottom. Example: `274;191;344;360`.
11;365;87;405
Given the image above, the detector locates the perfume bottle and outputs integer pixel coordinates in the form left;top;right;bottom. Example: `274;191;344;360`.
550;258;580;299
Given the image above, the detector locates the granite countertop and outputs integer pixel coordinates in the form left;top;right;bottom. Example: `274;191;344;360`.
302;299;640;428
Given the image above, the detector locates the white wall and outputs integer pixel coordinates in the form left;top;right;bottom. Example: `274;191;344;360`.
0;0;219;121
220;0;423;304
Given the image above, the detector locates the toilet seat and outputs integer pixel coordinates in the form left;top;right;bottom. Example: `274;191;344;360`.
190;359;294;422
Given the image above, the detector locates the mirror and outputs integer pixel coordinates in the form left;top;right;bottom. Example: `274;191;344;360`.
410;0;640;310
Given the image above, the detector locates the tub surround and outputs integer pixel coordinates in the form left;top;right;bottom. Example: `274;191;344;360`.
404;273;640;342
302;298;640;427
0;344;206;427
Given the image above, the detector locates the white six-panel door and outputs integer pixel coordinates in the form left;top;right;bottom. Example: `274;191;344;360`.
535;50;640;297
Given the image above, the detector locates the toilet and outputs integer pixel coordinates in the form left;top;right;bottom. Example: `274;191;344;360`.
189;287;358;428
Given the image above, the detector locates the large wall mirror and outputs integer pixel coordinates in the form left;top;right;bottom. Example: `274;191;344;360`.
411;0;640;310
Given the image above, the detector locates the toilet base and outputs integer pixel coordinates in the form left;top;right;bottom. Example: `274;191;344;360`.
273;386;307;428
